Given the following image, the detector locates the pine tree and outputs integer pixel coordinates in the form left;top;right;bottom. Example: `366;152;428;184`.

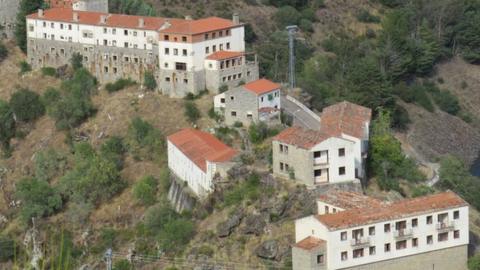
15;0;44;53
416;20;440;75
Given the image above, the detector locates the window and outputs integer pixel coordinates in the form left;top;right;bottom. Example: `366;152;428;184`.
213;45;217;52
454;210;460;220
165;77;171;82
438;232;448;242
412;218;418;227
338;148;345;157
103;27;107;33
103;66;108;73
227;42;231;49
325;206;329;214
226;29;230;35
220;44;224;50
43;22;46;27
317;254;324;264
219;31;223;37
103;39;108;46
112;40;117;46
396;240;407;250
231;111;237;117
133;31;137;36
412;238;418;247
454;230;460;239
51;22;54;28
427;216;433;225
280;144;288;153
341;251;348;261
60;24;64;29
204;33;209;39
339;167;346;175
280;162;284;171
182;36;187;42
164;62;169;68
183;79;188;84
112;28;116;34
353;248;364;258
230;96;234;101
369;246;376;255
29;25;34;31
113;67;117;74
384;224;391;233
124;29;128;35
314;170;322;177
175;62;187;71
212;32;216;38
165;48;170;55
164;35;169;40
113;55;117;61
384;243;391;252
427;235;433;245
173;49;178;55
182;49;187;56
369;226;375;236
220;98;225;104
205;47;209;54
341;231;347;241
124;42;128;48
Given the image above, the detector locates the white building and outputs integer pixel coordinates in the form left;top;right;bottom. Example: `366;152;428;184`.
292;190;469;270
272;127;357;185
214;78;282;126
26;8;258;97
167;128;237;198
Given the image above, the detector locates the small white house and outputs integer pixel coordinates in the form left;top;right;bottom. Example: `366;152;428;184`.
167;128;237;198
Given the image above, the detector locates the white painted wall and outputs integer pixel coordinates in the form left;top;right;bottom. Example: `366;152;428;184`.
316;202;345;215
310;137;356;183
257;89;281;110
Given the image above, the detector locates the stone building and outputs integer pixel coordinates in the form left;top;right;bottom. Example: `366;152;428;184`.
214;78;281;126
46;0;108;12
26;8;258;97
0;0;21;39
293;190;469;270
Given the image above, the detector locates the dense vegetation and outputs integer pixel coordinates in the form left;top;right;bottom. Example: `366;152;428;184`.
15;0;45;52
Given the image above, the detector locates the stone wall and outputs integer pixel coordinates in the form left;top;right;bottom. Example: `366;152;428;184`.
158;69;205;98
273;140;313;186
0;0;20;39
205;60;259;93
292;245;327;270
223;86;258;126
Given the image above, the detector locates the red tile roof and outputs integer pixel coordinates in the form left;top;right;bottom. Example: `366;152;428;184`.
273;126;344;149
321;101;372;139
318;190;382;210
206;51;243;60
243;79;281;95
27;8;237;34
316;191;468;230
293;236;325;250
167;128;237;172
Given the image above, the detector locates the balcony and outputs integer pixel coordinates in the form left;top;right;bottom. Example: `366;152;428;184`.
350;237;370;248
314;157;329;167
436;221;455;232
394;229;413;240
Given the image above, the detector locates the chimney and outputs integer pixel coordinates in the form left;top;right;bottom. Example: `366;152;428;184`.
38;9;44;18
100;15;107;24
138;18;145;28
160;19;171;30
185;15;192;20
232;13;240;25
73;12;79;22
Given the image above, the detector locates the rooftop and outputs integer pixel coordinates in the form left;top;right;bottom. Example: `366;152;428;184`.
243;79;281;95
206;51;244;61
320;101;372;139
273;126;347;149
316;191;468;230
28;8;238;34
293;236;325;251
167;128;237;172
318;190;383;210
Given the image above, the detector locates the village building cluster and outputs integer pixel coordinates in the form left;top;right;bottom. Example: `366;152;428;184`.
0;1;469;269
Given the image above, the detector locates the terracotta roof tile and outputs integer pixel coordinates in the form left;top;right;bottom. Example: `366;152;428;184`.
28;8;236;34
321;101;372;139
293;236;325;250
318;190;383;210
206;51;243;60
316;191;468;230
167;128;237;172
273;126;340;149
243;79;281;95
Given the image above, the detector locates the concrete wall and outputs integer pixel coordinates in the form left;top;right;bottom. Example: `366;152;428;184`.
73;0;109;13
0;0;20;39
292;245;327;270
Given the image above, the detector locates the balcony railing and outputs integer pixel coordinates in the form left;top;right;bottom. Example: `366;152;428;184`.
350;237;370;247
394;229;413;239
314;157;329;166
436;221;455;232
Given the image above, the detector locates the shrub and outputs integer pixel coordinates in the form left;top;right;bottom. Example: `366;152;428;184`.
411;185;434;197
34;148;67;182
41;87;61;108
143;71;157;91
100;136;126;169
184;93;196;100
127;117;165;161
133;176;158;206
71;52;83;70
197;245;214;257
19;60;32;74
356;9;381;23
0;100;15;151
432;89;460;115
299;19;313;33
41;67;57;77
469;254;480;270
15;177;63;222
113;259;132;270
248;122;278;144
223;173;261;206
10;88;45;122
208;106;222;122
158;218;195;252
105;78;136;93
144;203;178;234
233;121;243;128
184;101;201;123
0;235;15;262
274;6;301;28
0;42;7;62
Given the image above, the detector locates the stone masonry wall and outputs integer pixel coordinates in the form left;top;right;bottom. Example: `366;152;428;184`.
223;87;258;126
292;245;327;270
273;140;314;186
205;61;259;93
0;0;20;39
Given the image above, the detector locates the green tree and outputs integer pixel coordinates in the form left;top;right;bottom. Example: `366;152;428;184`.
127;117;164;161
143;71;157;91
416;20;440;75
469;254;480;270
184;101;200;123
113;259;132;270
0;42;7;62
9;88;45;122
0;235;15;262
70;52;83;70
0;100;15;152
100;136;126;169
158;218;195;252
16;177;63;222
273;6;301;28
34;148;67;182
133;176;158;206
15;0;44;53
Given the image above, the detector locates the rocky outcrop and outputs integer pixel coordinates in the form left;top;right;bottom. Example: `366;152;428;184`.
216;209;244;237
255;240;280;260
241;214;266;236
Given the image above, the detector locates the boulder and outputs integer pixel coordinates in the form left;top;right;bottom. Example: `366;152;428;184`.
255;240;279;260
217;209;244;237
242;214;266;236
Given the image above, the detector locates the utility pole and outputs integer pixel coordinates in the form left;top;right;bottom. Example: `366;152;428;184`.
104;248;112;270
286;25;298;89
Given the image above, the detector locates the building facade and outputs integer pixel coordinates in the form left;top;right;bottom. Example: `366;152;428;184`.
26;8;258;97
46;0;108;12
0;0;21;39
214;78;281;126
292;191;469;270
272;127;357;185
167;128;237;198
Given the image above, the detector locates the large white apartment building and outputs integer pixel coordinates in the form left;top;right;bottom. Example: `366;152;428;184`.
293;190;469;270
26;8;258;97
167;128;237;198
